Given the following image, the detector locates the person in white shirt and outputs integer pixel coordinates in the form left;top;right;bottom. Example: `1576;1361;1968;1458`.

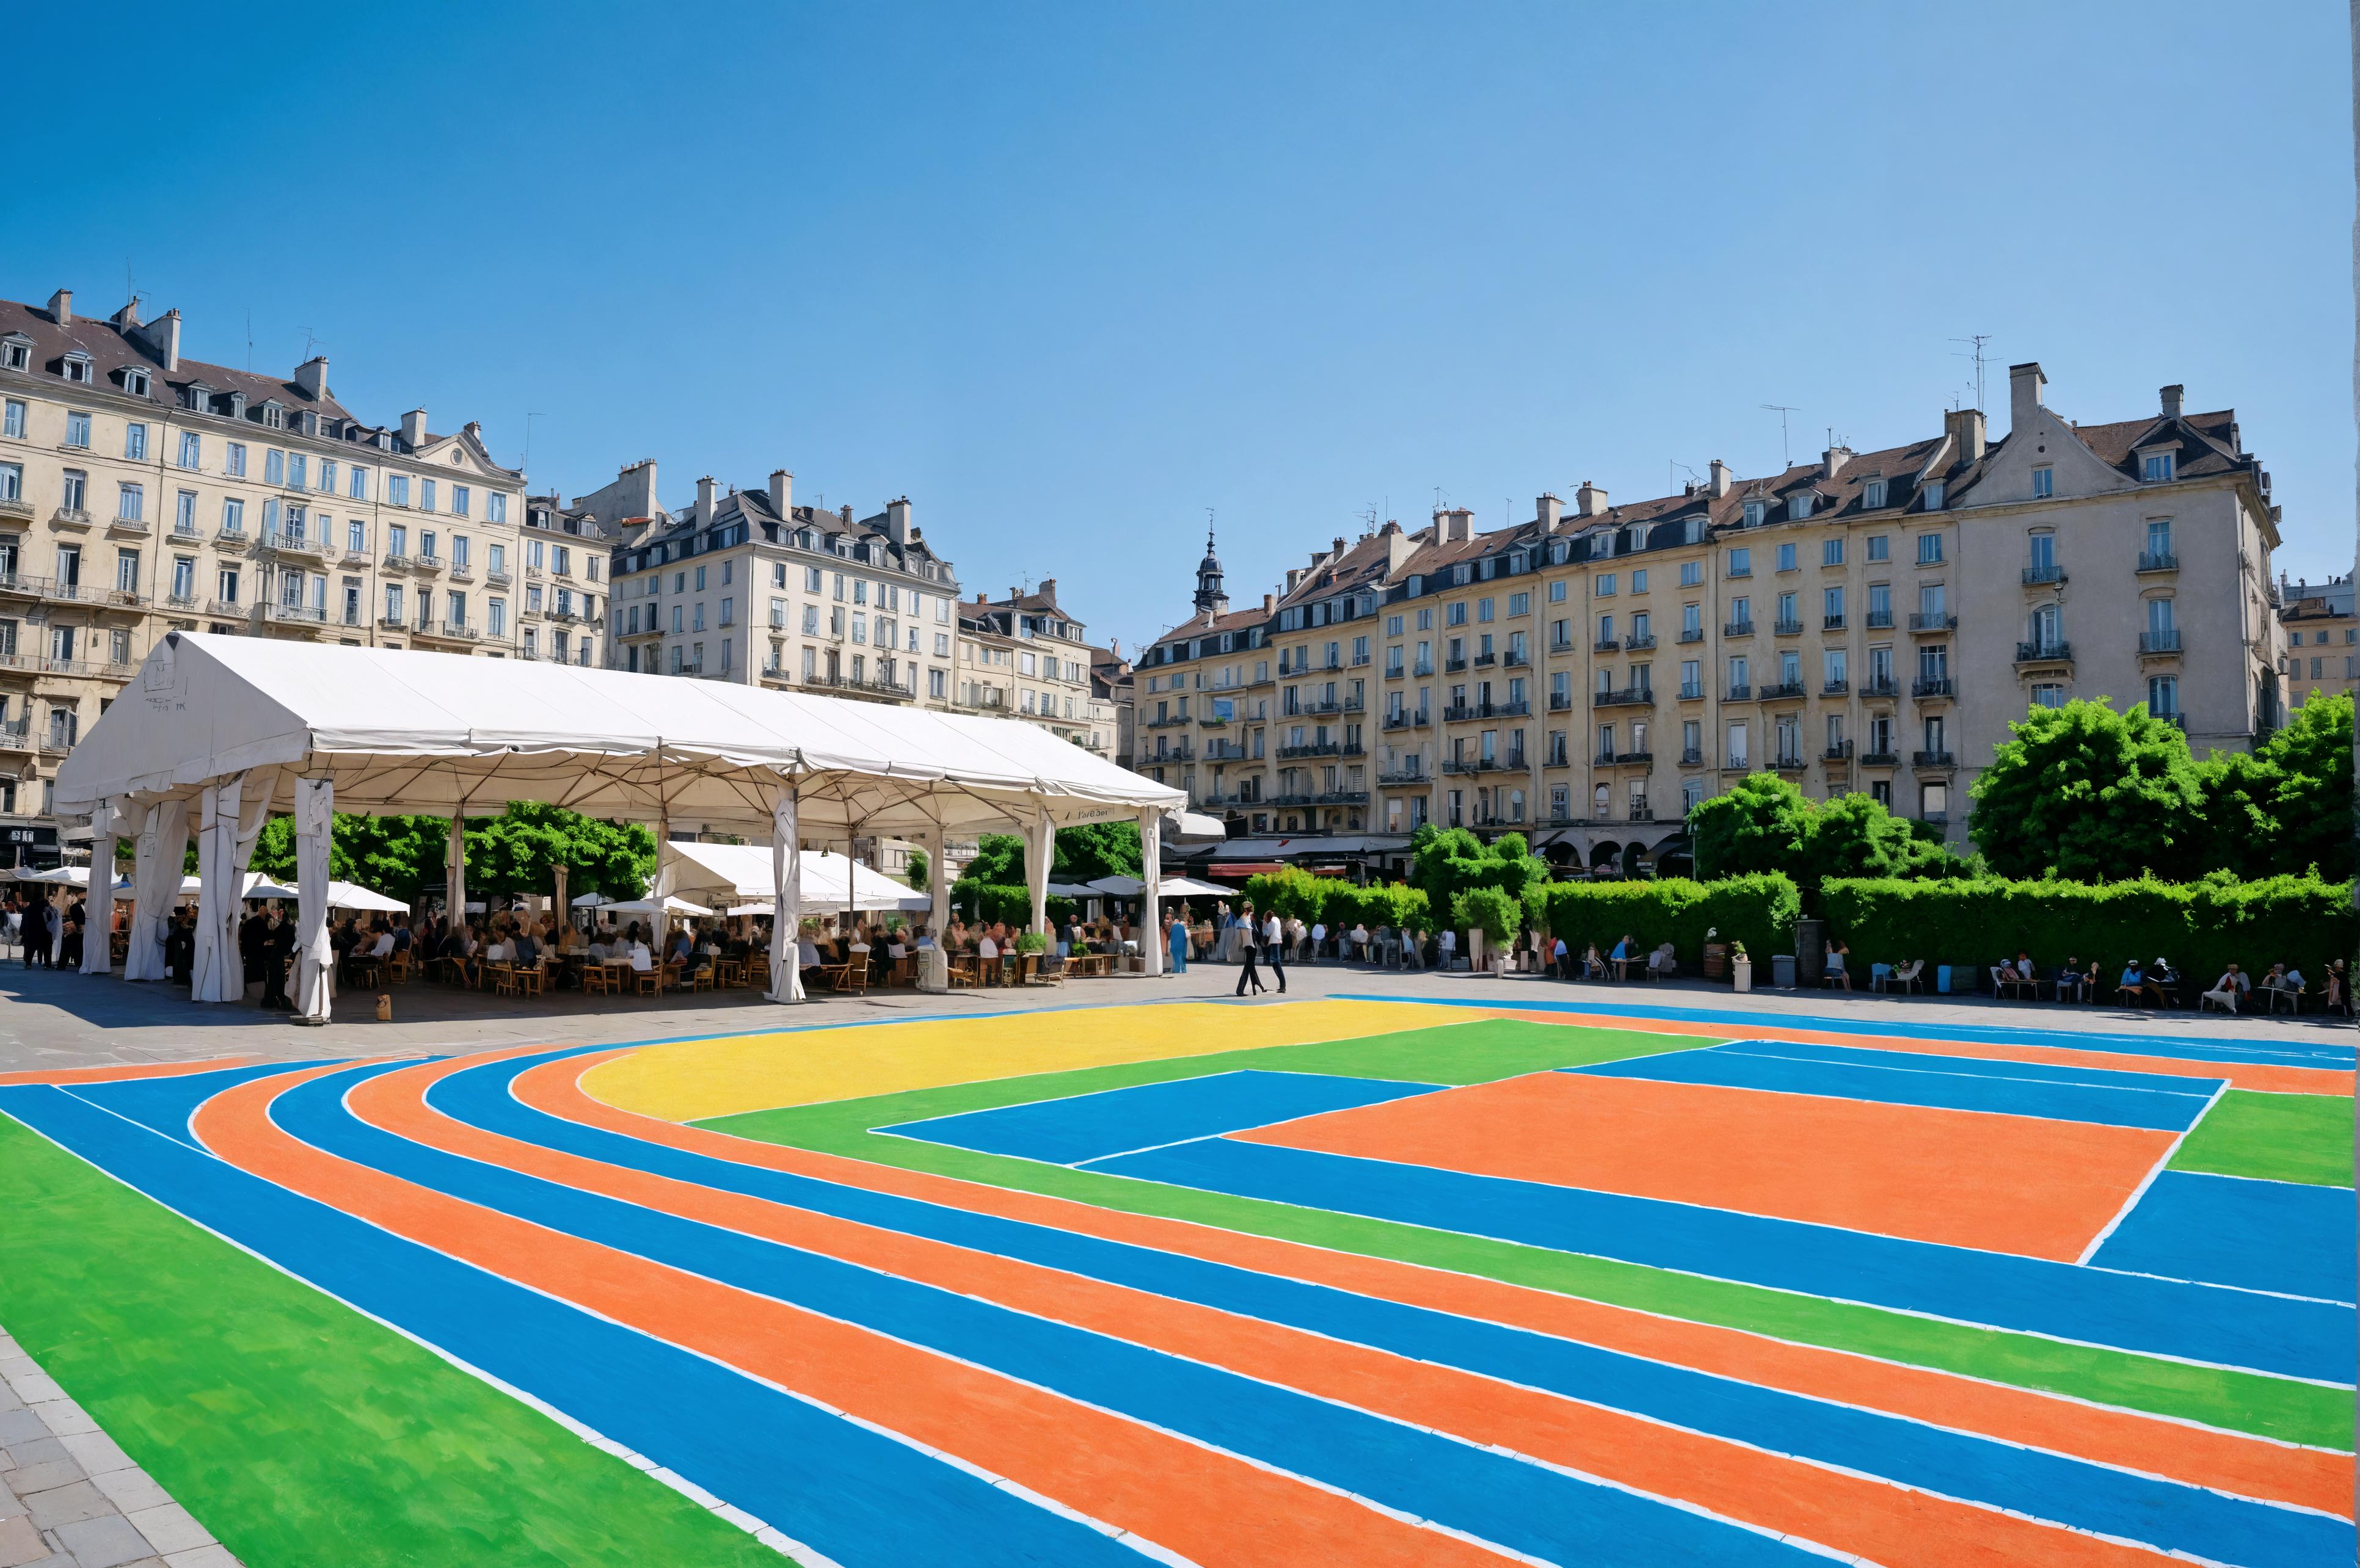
2202;964;2249;1013
1309;921;1325;964
1352;923;1371;963
978;933;1000;960
627;940;653;971
1438;928;1458;968
1261;912;1286;994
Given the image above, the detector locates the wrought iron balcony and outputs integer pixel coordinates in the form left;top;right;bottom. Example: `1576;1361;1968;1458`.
1907;612;1956;633
2139;630;2182;654
1912;676;1954;699
1912;749;1955;768
2136;551;2179;573
2022;562;2066;586
2015;640;2072;664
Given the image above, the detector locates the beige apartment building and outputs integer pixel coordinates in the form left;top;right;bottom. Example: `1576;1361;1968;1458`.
0;287;537;862
1142;361;2285;877
956;580;1115;756
2279;574;2354;706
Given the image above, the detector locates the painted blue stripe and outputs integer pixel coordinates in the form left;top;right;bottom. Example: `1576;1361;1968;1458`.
1088;1135;2355;1387
2095;1172;2359;1305
1573;1046;2214;1130
1697;1037;2233;1094
883;1070;1443;1166
0;1084;1128;1568
68;1061;359;1149
275;1064;1826;1568
429;1049;2351;1567
1337;992;2360;1069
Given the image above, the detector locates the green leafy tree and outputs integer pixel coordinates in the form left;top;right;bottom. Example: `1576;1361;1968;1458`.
1452;886;1520;945
1808;793;1958;880
958;833;1026;887
247;806;653;903
1051;820;1142;883
1407;824;1545;918
905;848;930;893
1968;699;2206;880
2252;695;2355;880
1688;773;1813;882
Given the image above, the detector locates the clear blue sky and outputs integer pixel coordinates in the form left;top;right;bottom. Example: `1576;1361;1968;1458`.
29;2;2354;654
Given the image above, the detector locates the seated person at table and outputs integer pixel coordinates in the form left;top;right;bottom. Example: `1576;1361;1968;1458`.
586;933;611;962
2055;956;2092;1001
977;930;1000;962
796;928;825;983
2116;958;2144;998
627;938;653;971
1650;940;1678;978
2145;956;2180;1004
2201;963;2249;1012
509;926;541;968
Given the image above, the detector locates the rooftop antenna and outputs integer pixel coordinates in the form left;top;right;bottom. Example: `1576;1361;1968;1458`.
1670;459;1701;493
244;310;253;372
298;325;324;360
524;411;546;477
1760;404;1799;467
1950;334;1994;412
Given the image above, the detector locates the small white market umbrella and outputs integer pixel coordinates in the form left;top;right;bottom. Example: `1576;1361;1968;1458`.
599;896;713;917
570;892;608;909
326;881;409;913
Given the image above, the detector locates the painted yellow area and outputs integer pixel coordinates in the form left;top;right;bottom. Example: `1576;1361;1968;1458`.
583;998;1463;1123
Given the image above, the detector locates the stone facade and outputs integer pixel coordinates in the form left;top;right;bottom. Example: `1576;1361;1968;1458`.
0;288;533;863
2279;574;2355;706
1133;363;2287;874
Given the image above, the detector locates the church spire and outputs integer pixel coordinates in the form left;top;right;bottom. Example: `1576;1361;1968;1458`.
1192;520;1228;616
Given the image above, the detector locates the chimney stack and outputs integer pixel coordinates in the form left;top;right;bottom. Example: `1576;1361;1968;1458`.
399;408;428;447
111;298;141;330
2160;383;2184;419
139;308;181;372
694;475;716;526
1332;534;1347;557
46;289;70;327
1575;481;1609;517
1537;492;1562;531
885;496;912;545
1708;459;1732;498
1821;445;1852;480
2008;361;2045;436
768;468;792;515
294;356;329;400
1263;593;1275;613
1943;406;1987;464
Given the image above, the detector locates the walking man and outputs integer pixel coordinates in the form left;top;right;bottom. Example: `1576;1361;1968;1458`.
1262;908;1287;995
1234;903;1266;996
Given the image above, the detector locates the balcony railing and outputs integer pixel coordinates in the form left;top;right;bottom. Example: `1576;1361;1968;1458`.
1680;748;1704;766
264;602;327;625
1677;627;1705;644
1724;683;1753;702
1592;749;1618;766
2014;640;2072;664
2139;629;2182;654
2022;563;2066;586
486;568;513;588
1822;614;1846;631
1724;619;1754;637
1443;657;1468;672
1822;678;1849;695
49;507;93;531
1912;676;1954;699
1824;741;1854;761
1548;692;1572;711
1865;609;1894;629
262;529;326;557
1623;634;1655;652
1862;677;1899;698
1593;637;1620;653
1383;664;1405;680
1678;683;1703;700
420;620;480;642
2136;550;2179;573
1278;741;1341;758
1726;563;1752;578
1377;767;1426;786
1772;753;1806;770
1759;680;1806;700
1912;749;1955;768
1615;750;1653;766
1907;612;1956;633
1382;711;1429;730
1473;652;1498;667
1774;618;1804;636
1593;686;1654;707
1504;648;1532;666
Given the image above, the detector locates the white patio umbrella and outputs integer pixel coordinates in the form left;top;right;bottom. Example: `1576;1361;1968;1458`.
326;881;408;913
1157;876;1231;898
239;872;300;901
570;892;608;908
1086;874;1147;898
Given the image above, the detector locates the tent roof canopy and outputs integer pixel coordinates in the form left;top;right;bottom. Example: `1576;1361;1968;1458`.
661;841;929;913
56;633;1183;838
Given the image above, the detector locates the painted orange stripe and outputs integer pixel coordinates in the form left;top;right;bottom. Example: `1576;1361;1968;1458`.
190;1057;1508;1568
1241;1070;2169;1261
523;1050;2353;1518
368;1053;2182;1567
1491;1007;2353;1097
0;1054;257;1087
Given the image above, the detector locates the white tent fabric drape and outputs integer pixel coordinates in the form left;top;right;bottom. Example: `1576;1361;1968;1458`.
919;825;950;992
48;887;65;967
1024;810;1055;936
552;864;569;931
191;779;239;1001
294;777;334;1022
81;798;120;975
1138;805;1163;976
651;821;674;958
765;789;803;1003
124;799;186;982
444;815;467;934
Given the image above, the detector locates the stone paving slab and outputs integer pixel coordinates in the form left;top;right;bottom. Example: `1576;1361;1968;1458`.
0;1335;239;1568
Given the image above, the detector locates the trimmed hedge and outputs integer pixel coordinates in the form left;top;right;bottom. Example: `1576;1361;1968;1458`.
1819;874;2357;985
950;881;1074;926
1524;874;1801;968
1238;871;1431;932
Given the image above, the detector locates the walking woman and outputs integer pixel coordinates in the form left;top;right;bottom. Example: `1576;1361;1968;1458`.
1167;911;1189;974
1234;902;1267;996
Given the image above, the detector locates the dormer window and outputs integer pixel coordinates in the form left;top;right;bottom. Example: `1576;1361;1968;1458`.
260;401;285;430
123;368;150;397
61;352;93;385
1625;524;1646;552
1921;479;1946;510
1788;493;1814;521
0;336;28;373
2140;451;2176;482
1743;499;1766;527
1862;477;1887;509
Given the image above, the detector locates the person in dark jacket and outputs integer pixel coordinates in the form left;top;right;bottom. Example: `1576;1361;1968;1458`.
259;909;294;1009
21;899;49;968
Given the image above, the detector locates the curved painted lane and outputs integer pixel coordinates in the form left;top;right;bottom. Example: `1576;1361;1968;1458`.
278;1058;1841;1568
416;1046;2351;1568
0;1075;1149;1568
516;1050;2353;1522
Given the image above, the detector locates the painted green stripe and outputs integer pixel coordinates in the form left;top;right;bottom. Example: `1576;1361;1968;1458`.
2171;1089;2355;1188
704;1020;2351;1451
0;1114;789;1568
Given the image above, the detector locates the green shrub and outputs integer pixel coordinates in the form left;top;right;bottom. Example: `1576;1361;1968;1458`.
1452;886;1520;945
1238;873;1430;932
1819;873;2356;984
951;881;1073;926
1524;874;1801;968
1012;931;1051;955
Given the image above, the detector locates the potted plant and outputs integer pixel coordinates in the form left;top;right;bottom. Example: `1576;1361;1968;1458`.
1013;929;1050;981
1452;888;1519;978
1730;939;1752;993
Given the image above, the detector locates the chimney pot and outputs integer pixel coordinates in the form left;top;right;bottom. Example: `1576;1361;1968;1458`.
1821;445;1852;480
2008;361;2046;437
2160;383;2185;419
46;289;70;327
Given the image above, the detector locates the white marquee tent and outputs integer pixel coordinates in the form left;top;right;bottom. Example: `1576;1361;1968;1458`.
55;632;1185;1017
660;841;930;916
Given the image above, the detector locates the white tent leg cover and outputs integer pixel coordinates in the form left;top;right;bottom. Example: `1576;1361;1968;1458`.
765;788;804;1003
81;799;117;975
294;778;334;1022
1138;807;1163;976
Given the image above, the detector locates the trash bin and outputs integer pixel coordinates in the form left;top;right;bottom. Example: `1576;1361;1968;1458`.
1794;918;1825;986
1772;954;1797;989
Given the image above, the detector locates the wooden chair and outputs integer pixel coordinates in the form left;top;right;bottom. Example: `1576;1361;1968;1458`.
831;962;867;995
633;962;663;996
1872;960;1923;995
580;963;613;996
387;950;414;984
490;962;518;997
948;955;980;989
660;960;685;994
687;964;715;993
516;964;545;1000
